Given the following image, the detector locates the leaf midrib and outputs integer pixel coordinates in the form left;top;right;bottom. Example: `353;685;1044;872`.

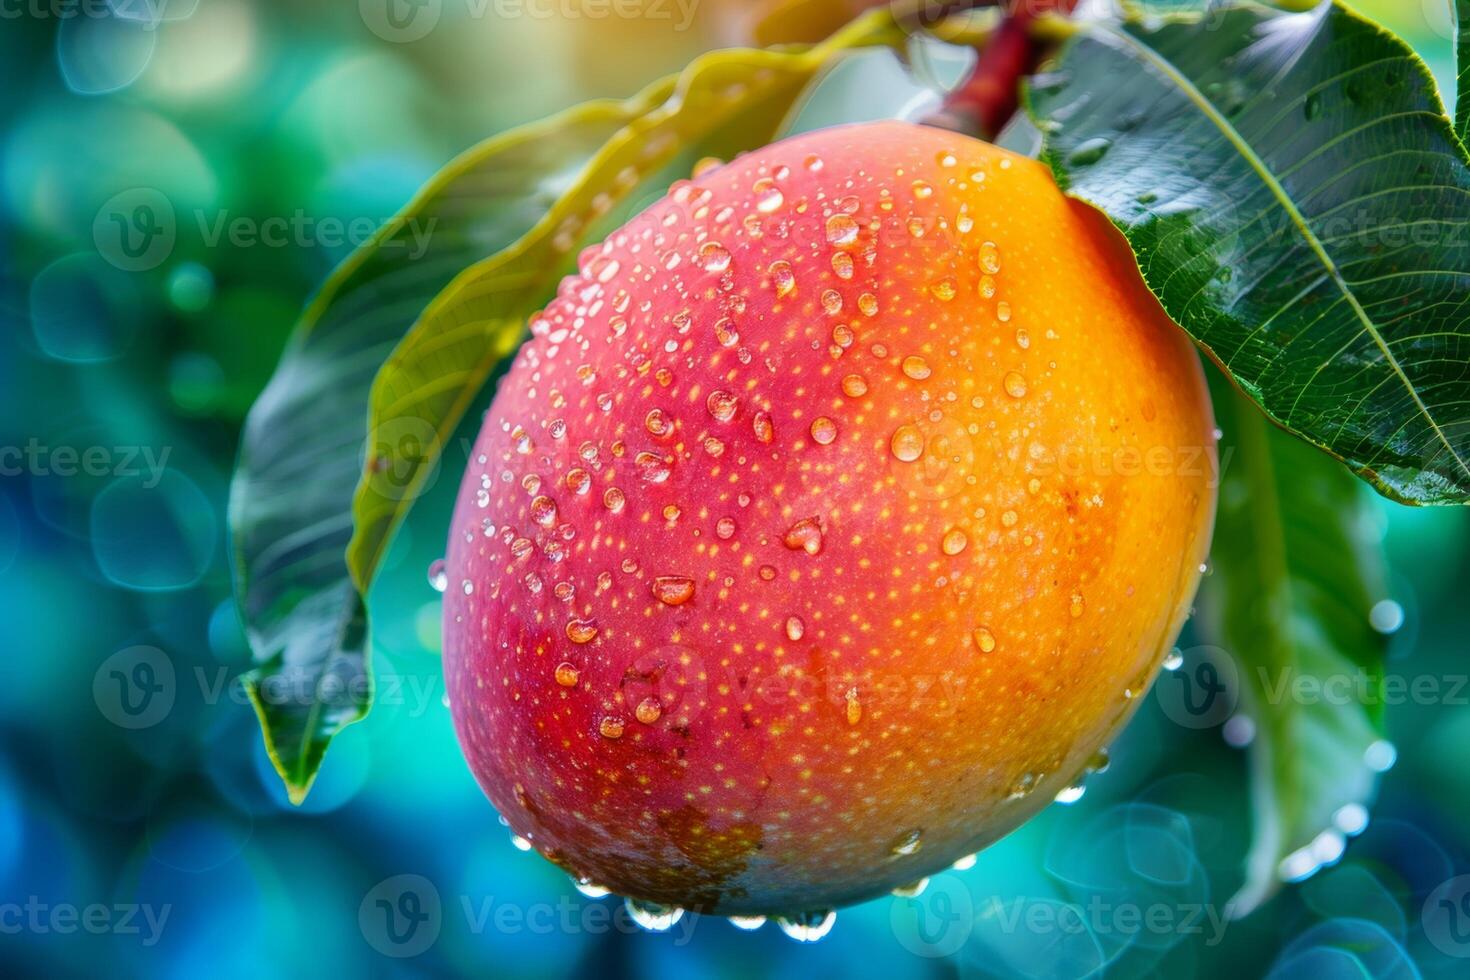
1098;20;1470;484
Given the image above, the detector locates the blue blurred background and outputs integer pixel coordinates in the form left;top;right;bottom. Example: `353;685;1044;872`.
1;1;1469;976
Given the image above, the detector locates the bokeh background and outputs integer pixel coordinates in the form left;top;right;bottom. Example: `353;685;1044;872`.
1;0;1468;976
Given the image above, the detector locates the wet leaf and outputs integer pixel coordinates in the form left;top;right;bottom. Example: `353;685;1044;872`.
1027;1;1470;505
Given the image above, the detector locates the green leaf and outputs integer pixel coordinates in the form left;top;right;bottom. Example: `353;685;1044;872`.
1199;376;1389;917
230;11;907;803
1458;0;1470;143
1025;0;1470;505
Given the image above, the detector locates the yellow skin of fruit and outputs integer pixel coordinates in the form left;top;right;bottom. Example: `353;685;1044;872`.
442;121;1218;917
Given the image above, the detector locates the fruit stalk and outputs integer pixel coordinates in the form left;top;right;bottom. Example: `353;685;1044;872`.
926;0;1079;139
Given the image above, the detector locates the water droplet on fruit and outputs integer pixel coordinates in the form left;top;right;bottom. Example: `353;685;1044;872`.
566;468;591;495
573;878;609;898
636;451;671;483
768;260;796;297
603;486;626;512
857;293;878;317
530;495;558;527
626;898;683;931
911;179;933;200
785;615;805;641
973;627;996;653
997;301;1012;322
652;576;695;606
1163;649;1184;671
821;289;843;315
1007;772;1038;799
841;374;868;397
809;417;837;445
567;619;599;644
698;241;731;272
728;914;767;930
599;716;625;739
716;517;737;539
929;277;957;302
427;559;448;592
941;528;968;555
803;153;824;172
979;241;1001;275
555;662;580;687
1003;372;1028;398
1055;784;1086;805
952;853;977;871
902;356;931;380
889;829;922;856
759;564;777;581
753;177;784;214
825;213;859;246
1069;592;1085;618
635;697;662;724
782;518;823;555
892;878;929;898
831;252;854;279
1015;327;1030;349
707;389;739;422
776;909;836;942
1087;747;1111;773
645;408;673;437
845;687;862;725
752;411;774;443
890;425;924;462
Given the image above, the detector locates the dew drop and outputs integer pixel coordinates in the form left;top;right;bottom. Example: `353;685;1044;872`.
626;898;683;931
698;241;731;272
997;300;1012;322
652;575;695;606
929;277;957;302
844;686;862;725
1163;649;1184;671
529;495;558;527
902;355;931;381
603;486;626;512
803;153;824;173
716;517;737;539
752;411;774;443
941;528;968;555
566;468;592;495
1003;371;1028;398
825;213;859;246
636;451;671;483
979;241;1001;275
892;878;929;898
776;909;836;943
889;828;922;856
574;878;610;899
707;389;739;422
911;179;933;200
635;697;662;724
759;564;777;581
973;626;996;653
809;417;838;445
785;615;805;641
768;260;796;298
1069;592;1085;618
857;293;878;317
1067;136;1112;167
831;252;854;279
554;662;580;687
782;518;823;556
1015;327;1030;349
599;716;625;739
728;915;767;930
952;853;978;871
890;425;924;462
427;559;448;592
645;408;673;437
820;289;843;315
841;374;868;398
753;177;784;214
1055;784;1086;805
567;619;599;644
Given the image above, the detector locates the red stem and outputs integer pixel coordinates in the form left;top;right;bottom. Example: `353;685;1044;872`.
927;0;1078;140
